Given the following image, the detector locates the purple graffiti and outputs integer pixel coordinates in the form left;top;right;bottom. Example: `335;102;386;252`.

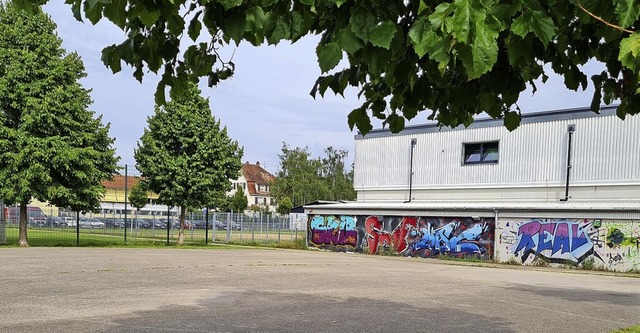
309;216;358;247
513;220;596;264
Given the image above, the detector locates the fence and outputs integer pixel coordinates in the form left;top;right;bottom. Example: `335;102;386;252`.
0;206;307;247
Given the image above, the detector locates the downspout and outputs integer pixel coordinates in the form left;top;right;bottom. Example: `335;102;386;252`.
404;138;417;203
494;209;499;260
560;125;575;202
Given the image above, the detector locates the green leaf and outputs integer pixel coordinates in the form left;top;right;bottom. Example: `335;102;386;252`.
349;6;375;42
418;0;428;15
511;10;556;46
225;11;247;45
83;2;103;24
167;14;186;35
336;27;363;54
615;0;640;28
188;17;202;42
408;17;431;57
299;0;314;5
139;8;161;28
384;113;405;133
504;111;521;131
347;107;373;134
245;6;266;32
267;16;290;44
100;45;121;73
451;0;472;43
103;0;127;29
316;42;342;73
468;18;499;78
219;0;244;10
619;32;640;71
368;21;397;49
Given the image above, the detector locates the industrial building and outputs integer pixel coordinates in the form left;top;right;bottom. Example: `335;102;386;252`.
305;106;640;272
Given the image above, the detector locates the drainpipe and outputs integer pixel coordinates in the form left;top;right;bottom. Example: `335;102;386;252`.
560;125;575;202
404;138;417;203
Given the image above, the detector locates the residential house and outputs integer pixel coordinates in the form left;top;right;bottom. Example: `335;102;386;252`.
230;161;276;212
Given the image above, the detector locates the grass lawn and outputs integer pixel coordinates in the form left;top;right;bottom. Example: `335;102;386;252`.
612;325;640;333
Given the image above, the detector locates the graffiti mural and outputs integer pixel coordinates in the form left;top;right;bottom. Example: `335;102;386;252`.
511;219;599;264
496;219;640;272
308;214;494;259
404;217;493;258
308;215;357;248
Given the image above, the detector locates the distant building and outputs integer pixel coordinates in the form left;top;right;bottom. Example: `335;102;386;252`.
230;161;276;212
99;175;177;219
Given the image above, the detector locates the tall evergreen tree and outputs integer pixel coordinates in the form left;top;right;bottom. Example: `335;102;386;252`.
135;83;243;245
0;2;119;246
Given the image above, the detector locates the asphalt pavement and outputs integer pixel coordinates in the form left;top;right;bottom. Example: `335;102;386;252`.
0;247;638;332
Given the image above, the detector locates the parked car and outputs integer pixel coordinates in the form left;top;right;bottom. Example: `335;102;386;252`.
63;217;77;228
132;218;150;229
80;218;105;228
151;219;165;229
215;220;241;231
46;216;66;228
105;218;125;228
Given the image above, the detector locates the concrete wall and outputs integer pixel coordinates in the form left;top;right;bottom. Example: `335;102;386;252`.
495;218;640;272
307;214;495;259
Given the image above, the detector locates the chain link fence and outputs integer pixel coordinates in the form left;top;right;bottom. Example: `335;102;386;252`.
0;204;306;247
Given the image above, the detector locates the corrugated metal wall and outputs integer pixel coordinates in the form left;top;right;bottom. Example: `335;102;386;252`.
354;114;640;189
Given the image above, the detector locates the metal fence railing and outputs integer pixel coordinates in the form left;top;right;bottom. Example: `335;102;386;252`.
0;206;307;247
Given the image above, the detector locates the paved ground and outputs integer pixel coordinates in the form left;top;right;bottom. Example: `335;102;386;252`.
0;248;638;333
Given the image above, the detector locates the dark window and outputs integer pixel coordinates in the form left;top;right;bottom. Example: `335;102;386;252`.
463;141;499;164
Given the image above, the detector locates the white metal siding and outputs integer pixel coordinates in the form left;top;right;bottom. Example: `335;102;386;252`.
354;114;640;190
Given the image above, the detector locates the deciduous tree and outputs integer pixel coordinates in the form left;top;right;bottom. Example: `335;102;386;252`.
16;0;640;132
229;186;248;214
134;83;243;245
128;179;148;218
276;196;292;215
0;2;119;246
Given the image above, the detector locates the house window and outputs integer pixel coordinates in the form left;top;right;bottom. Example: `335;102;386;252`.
255;197;258;204
463;141;499;164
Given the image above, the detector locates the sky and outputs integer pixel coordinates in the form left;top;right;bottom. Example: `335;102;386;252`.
42;1;602;175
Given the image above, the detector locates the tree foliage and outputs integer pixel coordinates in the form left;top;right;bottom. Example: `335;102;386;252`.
229;186;248;213
0;1;119;246
134;82;243;245
128;179;148;211
276;196;292;215
16;0;640;133
271;143;355;207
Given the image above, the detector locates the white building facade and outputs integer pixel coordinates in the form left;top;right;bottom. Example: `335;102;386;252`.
305;106;640;272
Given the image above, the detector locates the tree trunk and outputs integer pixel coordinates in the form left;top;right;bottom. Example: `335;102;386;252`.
177;205;185;245
18;202;28;247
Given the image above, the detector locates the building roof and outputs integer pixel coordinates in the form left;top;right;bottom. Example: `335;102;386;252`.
102;175;141;190
242;162;275;186
303;200;640;219
356;105;620;139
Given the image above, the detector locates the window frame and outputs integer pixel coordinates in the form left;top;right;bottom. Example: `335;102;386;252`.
462;141;499;165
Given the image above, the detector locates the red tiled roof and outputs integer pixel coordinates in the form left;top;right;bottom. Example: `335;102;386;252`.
241;163;275;185
102;175;141;190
